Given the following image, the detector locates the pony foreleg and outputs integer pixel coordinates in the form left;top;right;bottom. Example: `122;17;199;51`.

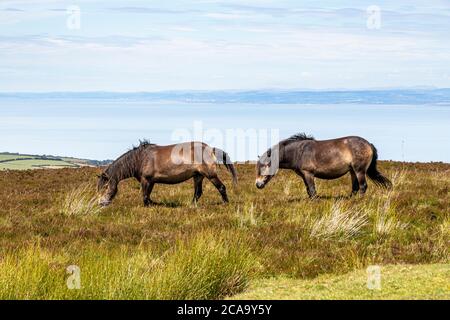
302;172;317;198
141;179;155;206
295;170;317;198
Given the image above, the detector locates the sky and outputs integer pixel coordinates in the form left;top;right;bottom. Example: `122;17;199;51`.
1;0;450;91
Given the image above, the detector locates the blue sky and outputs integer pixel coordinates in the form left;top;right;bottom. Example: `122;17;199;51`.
1;0;449;91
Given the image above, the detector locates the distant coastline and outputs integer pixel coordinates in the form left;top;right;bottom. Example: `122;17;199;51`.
1;88;450;105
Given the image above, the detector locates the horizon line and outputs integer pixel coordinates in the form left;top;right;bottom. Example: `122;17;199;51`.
1;86;450;94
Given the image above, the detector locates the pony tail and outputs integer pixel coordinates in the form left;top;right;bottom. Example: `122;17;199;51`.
367;144;392;189
213;147;238;186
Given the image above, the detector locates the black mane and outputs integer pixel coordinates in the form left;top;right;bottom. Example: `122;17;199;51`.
259;133;315;161
104;139;156;181
282;132;314;145
130;139;156;151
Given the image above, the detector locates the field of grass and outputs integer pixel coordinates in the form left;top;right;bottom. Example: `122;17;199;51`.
0;153;108;171
0;154;32;161
0;161;448;299
0;159;78;170
232;264;450;299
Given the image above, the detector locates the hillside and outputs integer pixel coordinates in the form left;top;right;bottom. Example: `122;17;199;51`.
0;152;111;170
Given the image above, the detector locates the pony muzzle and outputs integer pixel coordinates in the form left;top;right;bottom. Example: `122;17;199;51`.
255;179;265;189
98;198;111;207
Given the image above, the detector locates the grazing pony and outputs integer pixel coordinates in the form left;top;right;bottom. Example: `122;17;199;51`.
98;141;237;206
255;133;392;197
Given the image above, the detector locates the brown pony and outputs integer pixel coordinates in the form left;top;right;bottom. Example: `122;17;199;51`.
255;133;392;197
98;141;237;206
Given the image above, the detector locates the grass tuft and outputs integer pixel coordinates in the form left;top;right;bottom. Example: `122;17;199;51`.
371;193;407;239
60;183;101;216
235;202;260;227
147;232;255;299
309;201;368;241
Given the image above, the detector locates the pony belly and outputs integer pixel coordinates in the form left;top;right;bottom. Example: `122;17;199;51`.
314;168;349;180
152;171;195;184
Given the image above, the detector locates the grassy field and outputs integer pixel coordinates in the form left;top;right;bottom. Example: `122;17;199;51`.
0;161;448;299
0;154;32;161
232;264;450;299
0;153;109;170
0;159;78;170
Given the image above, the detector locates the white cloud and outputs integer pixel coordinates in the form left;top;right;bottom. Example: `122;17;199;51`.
1;0;449;90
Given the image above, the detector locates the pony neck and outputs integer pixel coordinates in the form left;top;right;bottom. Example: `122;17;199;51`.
277;144;289;169
106;151;141;183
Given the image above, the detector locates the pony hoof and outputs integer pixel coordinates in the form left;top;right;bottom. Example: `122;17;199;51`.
144;201;156;207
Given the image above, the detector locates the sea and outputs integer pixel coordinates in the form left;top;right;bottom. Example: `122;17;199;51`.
0;98;449;162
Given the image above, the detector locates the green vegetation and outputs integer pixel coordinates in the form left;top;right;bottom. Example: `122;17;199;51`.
0;154;32;161
232;264;450;300
0;233;254;299
0;152;109;170
0;159;77;170
0;162;448;299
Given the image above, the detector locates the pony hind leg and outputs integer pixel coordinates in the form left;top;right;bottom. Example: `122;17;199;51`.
192;175;204;204
356;171;368;195
350;169;360;195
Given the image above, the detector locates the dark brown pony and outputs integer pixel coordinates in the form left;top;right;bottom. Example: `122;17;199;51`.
256;133;392;197
98;141;237;206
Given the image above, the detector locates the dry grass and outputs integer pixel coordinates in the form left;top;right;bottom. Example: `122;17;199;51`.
0;161;448;298
60;183;101;217
309;201;368;241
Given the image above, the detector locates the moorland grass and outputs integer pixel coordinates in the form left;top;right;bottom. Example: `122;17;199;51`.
0;232;254;299
0;162;448;299
231;264;450;300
